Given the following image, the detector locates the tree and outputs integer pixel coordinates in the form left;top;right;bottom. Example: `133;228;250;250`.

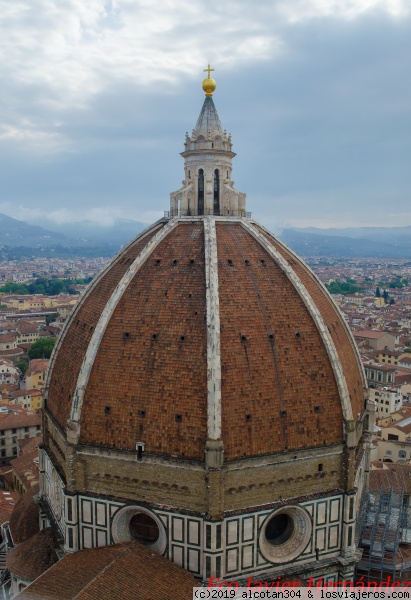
376;286;381;298
390;298;395;305
383;289;389;303
28;338;56;359
325;281;361;295
46;313;59;326
16;359;29;374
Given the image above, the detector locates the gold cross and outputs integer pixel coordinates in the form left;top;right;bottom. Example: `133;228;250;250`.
203;64;214;78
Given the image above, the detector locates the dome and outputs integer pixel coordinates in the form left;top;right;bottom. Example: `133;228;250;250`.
45;217;366;461
39;69;371;585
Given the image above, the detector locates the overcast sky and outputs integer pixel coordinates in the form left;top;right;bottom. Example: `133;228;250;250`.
0;0;410;231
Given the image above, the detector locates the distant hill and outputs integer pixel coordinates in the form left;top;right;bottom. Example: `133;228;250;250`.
2;212;411;258
0;213;66;247
279;226;411;258
0;213;148;255
34;218;147;246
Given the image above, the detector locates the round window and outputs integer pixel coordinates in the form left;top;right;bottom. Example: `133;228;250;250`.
259;506;312;564
112;506;167;555
129;513;159;545
265;513;294;546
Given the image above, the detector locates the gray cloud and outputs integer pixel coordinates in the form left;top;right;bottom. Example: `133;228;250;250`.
0;1;410;228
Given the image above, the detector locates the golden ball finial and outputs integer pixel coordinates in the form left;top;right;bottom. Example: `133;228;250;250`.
202;64;216;96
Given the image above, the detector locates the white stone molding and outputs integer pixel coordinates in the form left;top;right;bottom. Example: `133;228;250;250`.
259;505;312;564
204;217;222;442
242;220;354;424
44;220;166;398
67;218;179;442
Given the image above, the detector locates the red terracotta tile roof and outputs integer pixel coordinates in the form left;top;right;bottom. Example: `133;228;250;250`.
46;224;164;430
369;462;411;494
11;448;39;489
14;540;198;600
0;490;20;526
9;484;40;544
0;412;41;430
45;220;366;461
18;435;42;455
353;330;389;339
7;527;59;581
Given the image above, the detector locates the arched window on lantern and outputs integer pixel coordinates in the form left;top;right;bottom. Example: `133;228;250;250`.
214;169;220;215
198;169;204;215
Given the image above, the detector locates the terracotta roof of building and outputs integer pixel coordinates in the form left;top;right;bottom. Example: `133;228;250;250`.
7;527;59;581
392;407;411;420
0;334;18;343
9;484;40;544
0;383;19;395
0;490;20;526
17;322;39;334
14;540;198;600
369;462;411;494
25;359;48;377
365;362;397;372
0;412;41;431
396;373;411;385
394;421;411;434
45;220;366;461
11;448;39;490
353;330;389;339
0;348;23;358
18;435;42;455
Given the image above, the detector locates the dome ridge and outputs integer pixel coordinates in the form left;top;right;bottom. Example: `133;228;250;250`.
254;221;368;394
45;219;167;400
242;220;354;425
66;218;179;445
204;217;222;451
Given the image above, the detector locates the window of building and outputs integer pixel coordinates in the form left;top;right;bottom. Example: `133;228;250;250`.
399;450;407;458
129;514;159;545
386;450;392;455
198;169;204;216
265;514;295;546
12;428;16;434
